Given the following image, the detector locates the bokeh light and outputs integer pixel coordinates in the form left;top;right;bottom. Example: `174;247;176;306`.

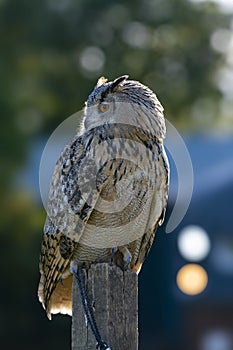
176;264;208;295
122;21;150;48
201;329;233;350
210;28;233;54
178;225;211;261
79;46;105;73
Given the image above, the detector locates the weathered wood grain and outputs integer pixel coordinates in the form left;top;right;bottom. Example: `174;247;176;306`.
72;263;138;350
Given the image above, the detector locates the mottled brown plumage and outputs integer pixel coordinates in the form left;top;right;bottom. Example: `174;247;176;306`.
38;75;169;319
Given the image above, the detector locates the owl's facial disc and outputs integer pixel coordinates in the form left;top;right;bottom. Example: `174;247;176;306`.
84;98;112;131
84;77;123;130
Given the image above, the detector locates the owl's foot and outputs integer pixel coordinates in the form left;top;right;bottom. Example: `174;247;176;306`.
113;247;132;271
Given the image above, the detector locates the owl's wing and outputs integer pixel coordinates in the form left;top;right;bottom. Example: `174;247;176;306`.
130;149;169;273
38;133;105;319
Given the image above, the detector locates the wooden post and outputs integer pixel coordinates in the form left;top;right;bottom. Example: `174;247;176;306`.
72;263;138;350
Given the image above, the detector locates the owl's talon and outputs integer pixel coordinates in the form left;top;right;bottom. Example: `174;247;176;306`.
113;247;132;271
121;247;132;270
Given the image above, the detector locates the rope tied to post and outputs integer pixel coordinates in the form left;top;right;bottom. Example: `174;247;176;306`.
72;265;111;350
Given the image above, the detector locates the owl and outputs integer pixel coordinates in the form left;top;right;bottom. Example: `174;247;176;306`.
38;75;169;319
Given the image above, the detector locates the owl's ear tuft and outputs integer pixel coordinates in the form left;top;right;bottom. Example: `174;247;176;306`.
96;76;108;87
110;75;129;92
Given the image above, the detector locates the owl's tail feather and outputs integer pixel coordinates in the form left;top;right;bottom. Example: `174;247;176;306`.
38;233;72;319
39;274;73;319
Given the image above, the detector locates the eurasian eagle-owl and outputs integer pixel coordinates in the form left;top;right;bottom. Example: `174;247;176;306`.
38;75;169;319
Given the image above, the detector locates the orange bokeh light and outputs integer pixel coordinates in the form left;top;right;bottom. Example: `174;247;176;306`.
176;264;208;295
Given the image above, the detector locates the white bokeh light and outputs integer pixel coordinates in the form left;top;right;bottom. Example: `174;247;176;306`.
178;225;211;261
122;21;150;48
210;28;233;53
79;46;105;73
201;330;233;350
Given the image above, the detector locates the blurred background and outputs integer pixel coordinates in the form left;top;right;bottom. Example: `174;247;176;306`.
1;0;233;349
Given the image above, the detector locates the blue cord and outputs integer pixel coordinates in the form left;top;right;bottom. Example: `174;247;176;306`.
72;266;111;350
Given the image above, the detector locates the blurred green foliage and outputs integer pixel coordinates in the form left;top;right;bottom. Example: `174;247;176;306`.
0;0;231;349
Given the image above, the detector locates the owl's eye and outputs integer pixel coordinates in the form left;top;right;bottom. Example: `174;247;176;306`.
98;102;109;113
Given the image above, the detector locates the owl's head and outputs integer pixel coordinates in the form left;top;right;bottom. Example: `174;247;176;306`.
84;75;165;139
